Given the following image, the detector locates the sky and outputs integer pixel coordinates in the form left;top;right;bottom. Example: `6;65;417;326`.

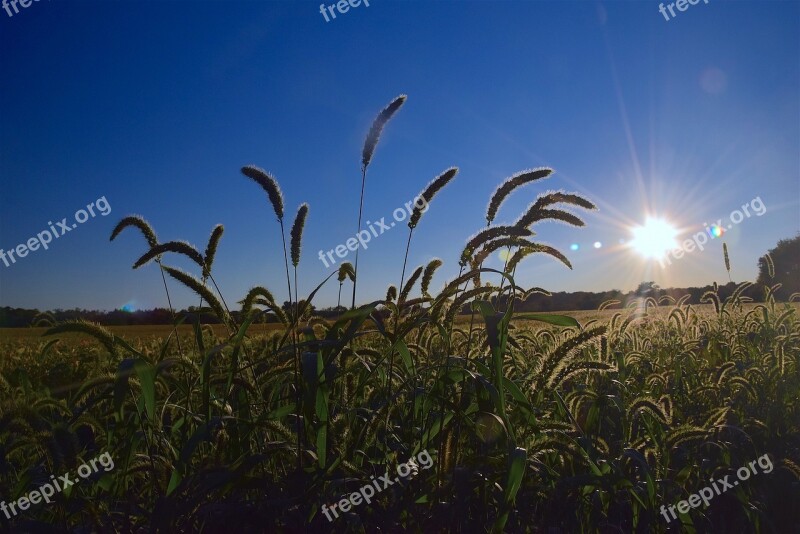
0;0;798;312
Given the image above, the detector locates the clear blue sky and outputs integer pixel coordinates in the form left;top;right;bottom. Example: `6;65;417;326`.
1;0;798;311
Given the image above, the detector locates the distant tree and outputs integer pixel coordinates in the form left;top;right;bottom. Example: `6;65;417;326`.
757;235;800;300
282;300;316;321
635;281;661;298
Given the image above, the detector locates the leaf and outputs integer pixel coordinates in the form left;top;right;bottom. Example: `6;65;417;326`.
513;313;580;328
495;447;527;531
113;359;137;414
166;469;182;496
316;421;328;469
475;412;507;443
135;359;157;421
504;447;527;502
179;419;221;466
267;403;296;420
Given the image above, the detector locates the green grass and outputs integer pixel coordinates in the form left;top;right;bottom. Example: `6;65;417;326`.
2;293;798;532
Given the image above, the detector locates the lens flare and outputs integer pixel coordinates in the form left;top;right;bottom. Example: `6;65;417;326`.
570;243;579;251
593;241;602;249
709;224;724;238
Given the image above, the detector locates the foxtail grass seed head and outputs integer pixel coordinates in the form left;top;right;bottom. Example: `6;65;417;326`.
338;262;355;283
723;242;731;273
421;258;443;296
251;297;288;324
461;226;533;265
409;167;458;229
133;241;204;270
362;94;407;170
241;165;285;220
764;253;775;278
163;266;231;327
203;224;224;278
515;190;596;228
290;203;309;267
110;215;158;248
486;168;553;225
507;246;538;273
386;285;397;302
537;191;597;211
43;320;117;356
515;207;585;230
240;286;278;316
399;265;424;303
473;238;572;271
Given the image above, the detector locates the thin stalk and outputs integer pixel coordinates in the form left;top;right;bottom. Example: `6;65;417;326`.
131;390;159;506
208;273;268;461
419;263;463;449
157;260;184;360
462;224;491;358
278;219;300;469
496;246;513;297
386;228;413;448
157;260;193;415
337;280;346;408
294;265;305;458
450;223;491;486
351;167;367;309
209;274;236;332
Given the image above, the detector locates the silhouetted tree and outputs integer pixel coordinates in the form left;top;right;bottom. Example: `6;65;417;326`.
282;300;316;321
757;235;800;300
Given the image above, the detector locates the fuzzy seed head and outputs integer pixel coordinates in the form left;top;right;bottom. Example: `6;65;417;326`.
723;242;731;273
241;165;285;220
409;167;458;229
486;168;553;225
362;94;407;170
461;226;533;265
133;241;204;270
290;203;309;267
421;258;443;296
399;265;424;303
110;215;158;248
203;224;224;278
338;262;355;284
386;285;397;302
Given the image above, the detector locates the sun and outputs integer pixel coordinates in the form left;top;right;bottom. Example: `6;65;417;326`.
629;218;679;259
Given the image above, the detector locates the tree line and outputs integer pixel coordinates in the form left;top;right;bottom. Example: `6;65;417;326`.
1;235;796;327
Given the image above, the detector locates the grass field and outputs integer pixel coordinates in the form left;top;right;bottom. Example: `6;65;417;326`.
0;322;286;341
1;295;798;532
2;303;794;342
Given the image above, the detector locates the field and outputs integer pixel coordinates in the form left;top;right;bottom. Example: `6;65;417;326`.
1;295;798;532
0;303;790;341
